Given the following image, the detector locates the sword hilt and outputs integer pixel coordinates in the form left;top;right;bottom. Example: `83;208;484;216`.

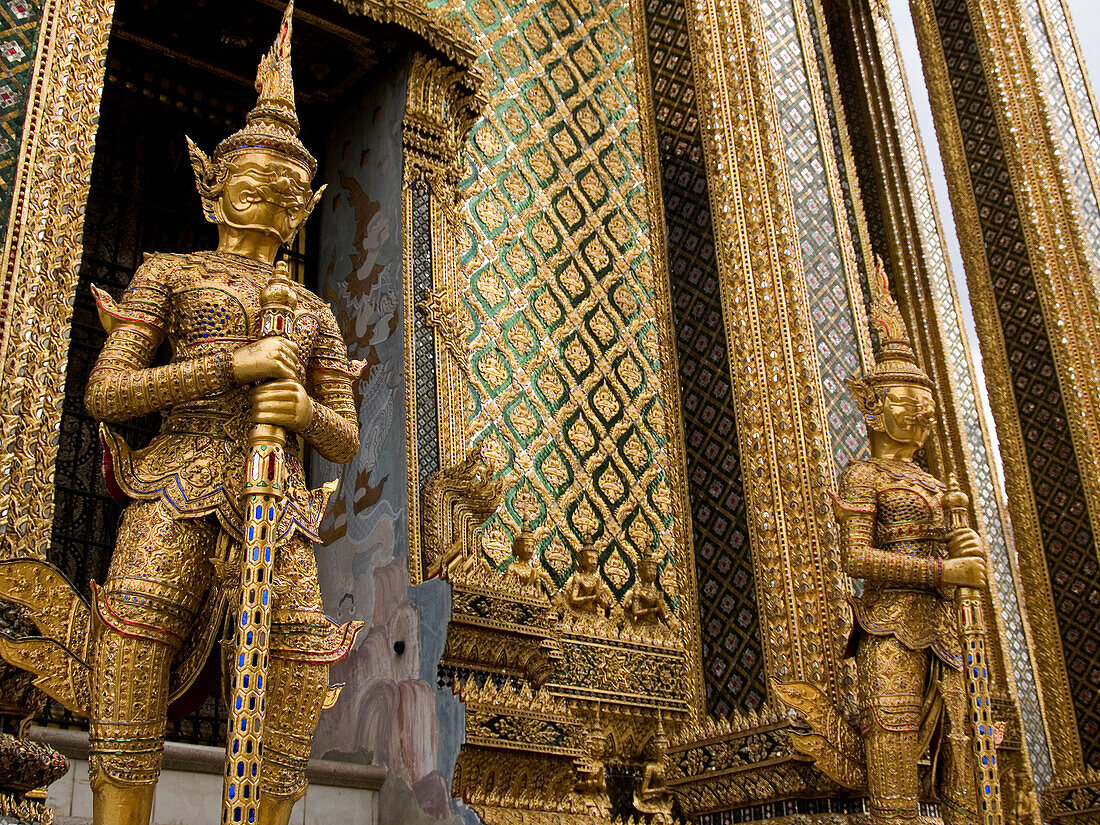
223;258;298;825
945;474;1004;824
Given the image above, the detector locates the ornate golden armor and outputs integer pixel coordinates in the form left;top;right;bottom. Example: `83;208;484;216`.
0;5;362;825
776;260;991;825
836;458;977;825
836;458;958;664
834;260;987;825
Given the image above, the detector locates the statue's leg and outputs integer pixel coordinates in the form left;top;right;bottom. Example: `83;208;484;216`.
89;500;215;825
857;635;926;825
257;534;336;825
938;664;981;825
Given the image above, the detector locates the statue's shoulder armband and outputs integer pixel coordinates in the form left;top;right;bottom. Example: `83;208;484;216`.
302;289;363;377
91;253;179;334
836;460;878;505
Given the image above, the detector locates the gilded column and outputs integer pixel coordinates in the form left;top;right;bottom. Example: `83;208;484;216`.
681;0;850;709
0;0;113;560
910;0;1100;814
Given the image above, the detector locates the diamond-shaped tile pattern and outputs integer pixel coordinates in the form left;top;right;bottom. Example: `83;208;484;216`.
759;0;866;471
643;0;765;714
934;0;1100;769
411;181;440;489
1021;0;1100;272
0;0;41;221
454;0;681;604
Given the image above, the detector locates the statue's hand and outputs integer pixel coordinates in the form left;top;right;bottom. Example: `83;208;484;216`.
232;338;300;384
250;379;313;431
945;527;983;558
941;556;987;589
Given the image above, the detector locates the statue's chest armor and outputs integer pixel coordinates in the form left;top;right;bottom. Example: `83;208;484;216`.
172;279;257;344
167;269;320;364
873;463;947;545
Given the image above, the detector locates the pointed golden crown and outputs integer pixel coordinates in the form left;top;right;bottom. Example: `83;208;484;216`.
862;256;931;389
214;0;317;176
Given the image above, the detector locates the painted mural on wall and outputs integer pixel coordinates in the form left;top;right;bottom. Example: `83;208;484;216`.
309;62;472;825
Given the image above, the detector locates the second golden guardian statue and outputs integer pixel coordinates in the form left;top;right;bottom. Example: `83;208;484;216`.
0;4;364;824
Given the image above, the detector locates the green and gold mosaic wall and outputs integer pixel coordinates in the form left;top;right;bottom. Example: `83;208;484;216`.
435;0;684;607
0;0;41;220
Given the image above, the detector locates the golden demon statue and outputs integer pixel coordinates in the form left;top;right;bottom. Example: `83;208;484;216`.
834;259;990;825
776;258;1002;824
0;5;364;824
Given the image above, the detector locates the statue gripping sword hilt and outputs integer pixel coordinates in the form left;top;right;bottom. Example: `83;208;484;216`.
0;5;363;825
945;474;1004;825
224;261;298;825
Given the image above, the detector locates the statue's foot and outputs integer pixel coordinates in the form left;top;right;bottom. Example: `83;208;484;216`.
91;775;154;825
256;795;298;825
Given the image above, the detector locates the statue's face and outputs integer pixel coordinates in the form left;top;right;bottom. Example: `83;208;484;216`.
217;149;313;243
878;382;935;447
579;547;597;572
514;534;533;562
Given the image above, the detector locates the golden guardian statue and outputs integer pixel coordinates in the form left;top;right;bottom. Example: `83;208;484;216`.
776;258;995;825
834;259;988;825
0;4;363;824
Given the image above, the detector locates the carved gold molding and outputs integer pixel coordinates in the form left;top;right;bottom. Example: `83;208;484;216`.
402;49;486;584
0;0;113;561
683;0;850;704
333;0;480;68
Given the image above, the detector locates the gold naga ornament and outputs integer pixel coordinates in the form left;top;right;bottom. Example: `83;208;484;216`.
0;3;365;824
774;257;1000;825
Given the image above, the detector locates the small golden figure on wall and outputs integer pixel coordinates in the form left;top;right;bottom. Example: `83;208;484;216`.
623;552;668;625
564;540;614;616
0;4;364;825
504;524;557;598
633;718;673;823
